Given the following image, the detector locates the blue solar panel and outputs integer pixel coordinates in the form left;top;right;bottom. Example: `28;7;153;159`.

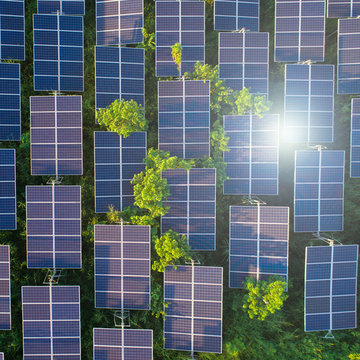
96;0;143;45
22;285;81;360
305;245;358;332
327;0;360;18
94;131;146;213
95;46;145;110
161;168;216;251
223;114;279;196
94;225;151;310
30;95;82;176
0;246;10;330
294;150;345;233
156;1;205;77
275;0;325;62
164;265;223;353
214;0;259;32
94;328;153;360
351;98;360;177
0;149;16;230
284;64;334;143
26;185;82;269
0;352;3;360
33;14;84;92
158;80;210;159
229;206;289;288
38;0;85;15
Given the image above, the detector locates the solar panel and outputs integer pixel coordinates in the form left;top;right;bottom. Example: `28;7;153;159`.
95;46;145;111
0;63;21;141
33;14;84;92
158;80;210;159
22;285;81;359
94;131;146;213
161;168;216;251
294;150;345;233
0;352;3;360
327;0;360;18
94;225;151;310
156;0;205;77
26;185;82;269
0;246;11;330
305;245;358;332
274;0;325;62
164;265;223;353
214;0;259;32
223;114;279;196
30;95;82;176
284;64;334;143
96;0;144;45
0;149;16;230
351;98;360;177
38;0;85;15
94;328;153;359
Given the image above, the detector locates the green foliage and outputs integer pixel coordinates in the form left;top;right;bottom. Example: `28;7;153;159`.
349;354;360;360
171;42;182;71
141;28;156;50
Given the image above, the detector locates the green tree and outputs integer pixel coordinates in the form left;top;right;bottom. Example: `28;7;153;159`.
349;354;360;360
171;42;182;72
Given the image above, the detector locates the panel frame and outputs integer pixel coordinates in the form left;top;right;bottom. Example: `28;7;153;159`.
351;98;360;177
327;0;360;18
37;0;86;15
0;245;11;330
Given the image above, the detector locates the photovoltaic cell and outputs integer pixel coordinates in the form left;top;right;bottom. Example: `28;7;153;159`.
275;0;325;62
164;265;223;354
0;352;3;360
223;114;279;196
161;168;216;251
229;206;289;288
284;64;334;143
94;225;151;310
95;46;145;110
30;95;82;176
294;150;345;233
305;245;358;332
22;286;81;360
327;0;360;18
156;0;205;76
158;80;210;159
26;185;82;269
0;246;11;330
33;14;84;92
94;328;153;360
38;0;85;15
351;98;360;177
94;131;146;213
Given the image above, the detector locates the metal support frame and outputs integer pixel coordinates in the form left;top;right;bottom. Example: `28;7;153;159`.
114;309;130;328
43;269;63;285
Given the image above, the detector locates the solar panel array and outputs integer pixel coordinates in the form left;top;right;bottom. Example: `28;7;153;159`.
305;245;358;332
214;0;259;32
294;150;345;233
94;328;153;360
30;95;83;176
94;131;146;213
284;64;334;144
38;0;85;15
161;168;216;251
219;31;268;96
327;0;360;18
158;80;210;159
164;265;223;354
351;98;360;177
26;185;82;269
229;206;289;288
156;0;205;77
33;14;84;92
0;149;16;230
0;352;3;360
223;114;279;196
96;0;144;45
275;0;325;62
95;46;145;110
94;225;151;310
0;246;11;330
22;285;81;360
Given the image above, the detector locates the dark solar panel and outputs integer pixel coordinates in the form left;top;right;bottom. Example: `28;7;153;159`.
26;185;82;269
38;0;85;15
284;64;334;143
229;206;289;288
158;80;210;159
94;328;153;360
327;0;360;18
161;168;216;251
164;265;223;353
22;285;81;359
96;0;143;45
0;352;3;359
94;131;146;213
156;0;205;76
33;14;84;92
219;32;268;96
294;150;345;233
351;98;360;177
0;246;11;330
223;114;279;196
30;95;82;176
275;0;325;62
305;245;358;332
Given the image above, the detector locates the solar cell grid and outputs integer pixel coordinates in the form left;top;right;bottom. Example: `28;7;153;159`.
0;245;10;330
327;0;360;18
38;0;85;15
351;98;360;177
0;352;3;360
